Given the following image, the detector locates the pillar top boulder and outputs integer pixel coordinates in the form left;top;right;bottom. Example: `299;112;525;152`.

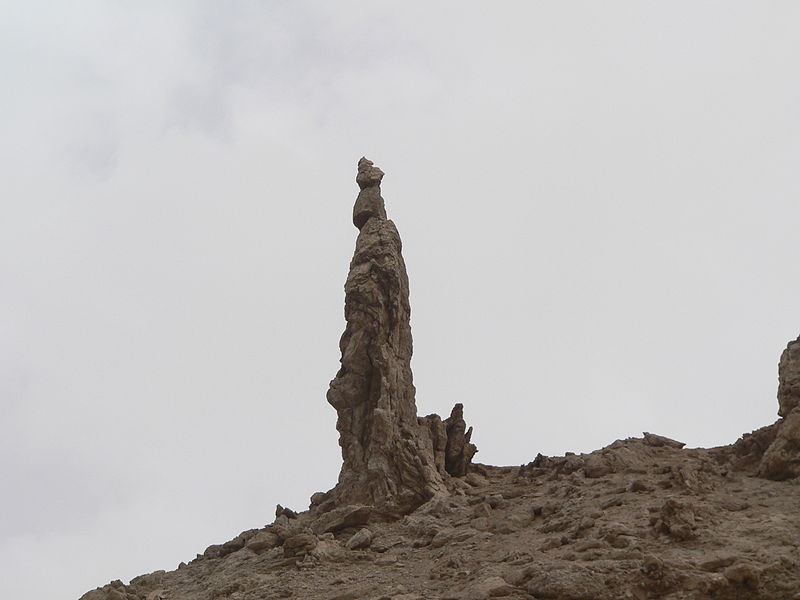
352;157;387;229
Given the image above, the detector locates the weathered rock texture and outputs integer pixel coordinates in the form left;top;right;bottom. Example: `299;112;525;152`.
326;158;460;514
444;403;477;477
754;334;800;480
81;434;800;600
758;409;800;479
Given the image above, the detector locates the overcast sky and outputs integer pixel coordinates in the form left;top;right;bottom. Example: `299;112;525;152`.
3;2;800;598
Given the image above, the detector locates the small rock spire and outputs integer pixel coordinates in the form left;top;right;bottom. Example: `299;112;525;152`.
444;403;478;477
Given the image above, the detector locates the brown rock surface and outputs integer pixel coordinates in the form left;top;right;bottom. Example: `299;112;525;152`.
80;441;800;600
326;158;449;514
444;403;478;477
758;408;800;480
778;335;800;417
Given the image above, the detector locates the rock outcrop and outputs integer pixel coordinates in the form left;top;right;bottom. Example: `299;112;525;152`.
444;403;477;477
756;335;800;479
326;158;469;515
81;432;800;600
758;408;800;479
778;335;800;418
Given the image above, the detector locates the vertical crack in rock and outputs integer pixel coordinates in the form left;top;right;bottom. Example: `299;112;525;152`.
327;158;451;514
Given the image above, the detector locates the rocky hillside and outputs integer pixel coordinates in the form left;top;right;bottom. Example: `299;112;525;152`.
81;159;800;600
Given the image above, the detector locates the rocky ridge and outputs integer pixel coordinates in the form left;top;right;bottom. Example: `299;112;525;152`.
81;160;800;600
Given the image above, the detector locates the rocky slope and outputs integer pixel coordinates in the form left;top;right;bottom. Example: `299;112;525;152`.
81;159;800;600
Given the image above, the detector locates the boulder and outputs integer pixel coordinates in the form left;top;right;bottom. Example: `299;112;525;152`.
352;157;387;228
758;408;800;480
346;528;373;550
272;514;303;541
464;576;515;599
310;539;349;562
283;532;318;557
643;432;686;449
654;497;698;541
246;530;280;552
310;491;329;507
311;504;373;534
723;563;761;588
524;563;608;600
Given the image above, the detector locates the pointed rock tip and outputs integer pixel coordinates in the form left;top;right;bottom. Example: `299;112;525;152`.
356;156;385;190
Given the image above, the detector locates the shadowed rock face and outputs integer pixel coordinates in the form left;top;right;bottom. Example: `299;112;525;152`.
757;335;800;479
326;158;448;514
778;336;800;418
758;409;800;479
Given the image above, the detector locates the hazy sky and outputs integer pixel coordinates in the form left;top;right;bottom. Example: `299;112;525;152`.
3;2;800;598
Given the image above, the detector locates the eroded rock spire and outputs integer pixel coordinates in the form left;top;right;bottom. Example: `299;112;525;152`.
326;158;465;515
444;403;478;477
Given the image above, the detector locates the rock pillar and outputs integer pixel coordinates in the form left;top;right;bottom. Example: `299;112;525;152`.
326;158;448;514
